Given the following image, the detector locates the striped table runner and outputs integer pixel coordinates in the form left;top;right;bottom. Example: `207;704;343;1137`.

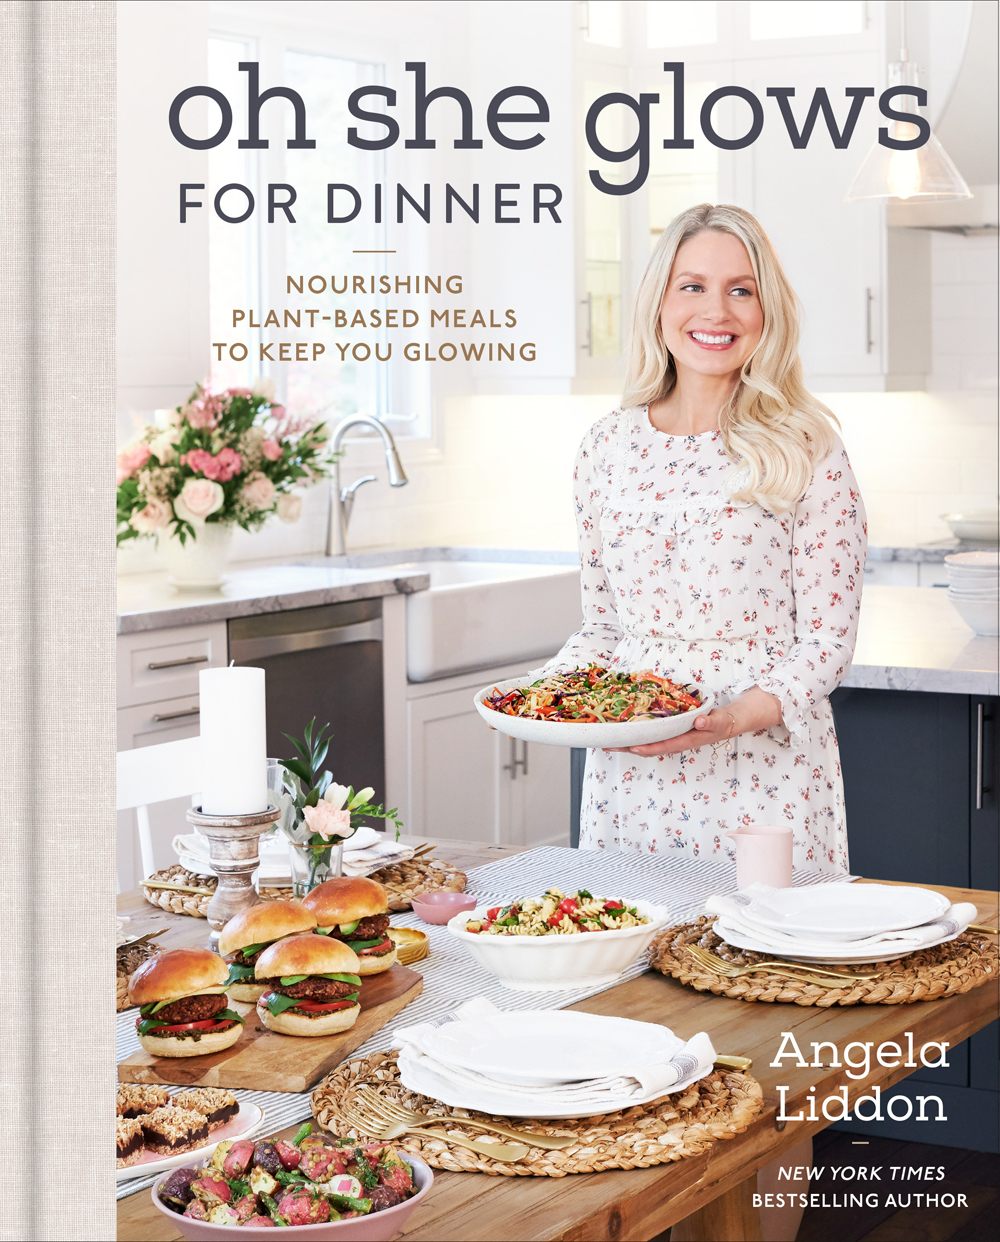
117;847;850;1198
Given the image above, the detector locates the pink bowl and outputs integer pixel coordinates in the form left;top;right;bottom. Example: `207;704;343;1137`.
410;891;477;924
151;1155;433;1241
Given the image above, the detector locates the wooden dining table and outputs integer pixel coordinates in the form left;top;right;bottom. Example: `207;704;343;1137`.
117;837;999;1241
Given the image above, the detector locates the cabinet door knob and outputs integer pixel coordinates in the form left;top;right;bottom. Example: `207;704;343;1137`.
152;706;201;722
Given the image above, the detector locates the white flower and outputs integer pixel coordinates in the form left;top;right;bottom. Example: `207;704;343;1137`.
174;478;225;525
276;493;302;523
149;433;176;464
252;375;276;402
348;786;375;810
323;782;350;812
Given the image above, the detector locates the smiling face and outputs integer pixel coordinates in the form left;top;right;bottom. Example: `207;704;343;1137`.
658;230;765;382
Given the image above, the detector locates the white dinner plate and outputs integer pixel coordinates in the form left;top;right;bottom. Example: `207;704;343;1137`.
427;1012;683;1086
713;918;960;965
397;1051;710;1119
474;677;713;749
741;883;951;940
116;1102;264;1183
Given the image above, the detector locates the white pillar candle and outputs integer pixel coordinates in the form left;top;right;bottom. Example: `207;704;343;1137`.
199;666;268;815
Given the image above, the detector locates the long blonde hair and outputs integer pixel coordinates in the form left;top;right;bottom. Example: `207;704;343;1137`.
623;203;836;513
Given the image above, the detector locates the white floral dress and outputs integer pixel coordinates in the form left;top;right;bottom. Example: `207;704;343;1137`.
546;407;867;874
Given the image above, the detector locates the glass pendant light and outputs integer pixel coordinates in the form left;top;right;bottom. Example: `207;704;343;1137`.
845;1;972;202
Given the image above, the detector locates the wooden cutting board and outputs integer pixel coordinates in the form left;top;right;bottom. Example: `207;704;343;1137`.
117;963;423;1094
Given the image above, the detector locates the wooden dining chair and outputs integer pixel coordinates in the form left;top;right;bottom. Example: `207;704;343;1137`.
116;735;202;880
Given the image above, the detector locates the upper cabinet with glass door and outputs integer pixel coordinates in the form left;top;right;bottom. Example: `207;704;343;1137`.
575;1;938;392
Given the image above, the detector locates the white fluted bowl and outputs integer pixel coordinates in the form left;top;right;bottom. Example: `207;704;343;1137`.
447;899;671;991
948;590;999;636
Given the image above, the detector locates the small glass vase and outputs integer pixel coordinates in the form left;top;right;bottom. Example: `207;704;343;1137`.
288;839;344;897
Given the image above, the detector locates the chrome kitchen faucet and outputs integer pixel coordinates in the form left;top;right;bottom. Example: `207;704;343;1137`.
325;415;409;555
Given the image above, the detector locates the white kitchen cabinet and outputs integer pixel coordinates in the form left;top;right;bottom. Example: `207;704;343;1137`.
405;662;570;849
116;619;227;890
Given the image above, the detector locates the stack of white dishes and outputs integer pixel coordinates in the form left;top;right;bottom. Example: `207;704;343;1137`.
945;550;999;637
392;998;716;1118
704;883;978;965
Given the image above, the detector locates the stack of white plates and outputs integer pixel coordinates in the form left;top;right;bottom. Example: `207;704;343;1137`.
708;884;975;964
945;550;999;636
395;1010;716;1118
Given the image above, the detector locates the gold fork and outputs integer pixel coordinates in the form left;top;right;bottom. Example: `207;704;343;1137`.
355;1086;575;1150
340;1095;531;1162
686;945;881;987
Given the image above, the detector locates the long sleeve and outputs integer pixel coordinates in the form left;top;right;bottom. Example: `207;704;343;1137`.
755;437;868;744
542;416;625;673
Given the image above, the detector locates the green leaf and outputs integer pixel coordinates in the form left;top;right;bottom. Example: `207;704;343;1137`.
241;942;268;956
227;1178;251;1199
279;974;308;985
216;1009;246;1025
265;992;302;1016
317;771;333;798
279;756;312;786
318;973;361;985
304;788;320;808
345;937;385;951
226;962;256;985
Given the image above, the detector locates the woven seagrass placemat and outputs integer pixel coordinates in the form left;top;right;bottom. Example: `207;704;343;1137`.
141;858;467;918
310;1050;762;1177
650;917;998;1006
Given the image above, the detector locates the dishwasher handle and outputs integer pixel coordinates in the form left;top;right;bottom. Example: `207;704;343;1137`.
229;618;382;662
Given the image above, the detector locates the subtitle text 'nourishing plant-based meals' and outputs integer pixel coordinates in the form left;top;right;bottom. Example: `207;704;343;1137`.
465;888;652;936
483;664;703;723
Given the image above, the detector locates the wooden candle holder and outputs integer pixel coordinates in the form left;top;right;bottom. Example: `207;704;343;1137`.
185;803;282;947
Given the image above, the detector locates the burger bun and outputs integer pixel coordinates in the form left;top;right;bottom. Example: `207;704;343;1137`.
254;933;361;980
217;900;316;957
128;948;229;1007
355;943;397;976
227;981;267;1003
256;999;360;1037
137;1021;242;1059
302;876;388;926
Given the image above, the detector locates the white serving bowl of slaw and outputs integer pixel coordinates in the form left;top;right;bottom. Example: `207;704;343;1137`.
446;898;671;991
473;676;713;749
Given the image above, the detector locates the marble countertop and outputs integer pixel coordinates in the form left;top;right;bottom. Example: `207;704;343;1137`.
116;561;431;635
867;540;998;563
843;585;998;696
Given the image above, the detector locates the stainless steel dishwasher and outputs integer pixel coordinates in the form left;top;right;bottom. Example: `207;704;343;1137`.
228;599;385;804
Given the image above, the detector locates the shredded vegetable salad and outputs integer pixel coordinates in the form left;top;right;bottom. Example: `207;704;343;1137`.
465;888;649;936
484;663;703;723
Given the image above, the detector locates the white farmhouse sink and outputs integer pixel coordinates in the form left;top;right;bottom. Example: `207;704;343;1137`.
385;560;582;682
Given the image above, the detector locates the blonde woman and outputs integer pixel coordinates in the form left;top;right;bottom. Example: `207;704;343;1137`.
549;203;867;873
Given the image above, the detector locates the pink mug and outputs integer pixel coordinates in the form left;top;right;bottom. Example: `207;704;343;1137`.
726;824;793;890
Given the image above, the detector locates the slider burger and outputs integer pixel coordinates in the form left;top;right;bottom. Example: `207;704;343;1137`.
254;934;363;1037
217;899;317;1002
302;876;397;976
129;948;245;1058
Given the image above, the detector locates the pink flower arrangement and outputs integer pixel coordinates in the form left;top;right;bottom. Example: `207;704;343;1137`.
117;380;334;549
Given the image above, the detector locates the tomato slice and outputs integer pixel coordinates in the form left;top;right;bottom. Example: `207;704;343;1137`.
355;936;393;956
290;998;357;1013
136;1017;235;1033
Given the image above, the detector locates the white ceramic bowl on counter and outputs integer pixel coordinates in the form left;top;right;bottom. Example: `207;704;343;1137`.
941;511;1000;543
447;899;671;991
948;591;999;637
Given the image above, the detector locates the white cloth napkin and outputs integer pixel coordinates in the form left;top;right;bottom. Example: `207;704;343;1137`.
391;997;716;1107
704;889;977;955
171;826;415;881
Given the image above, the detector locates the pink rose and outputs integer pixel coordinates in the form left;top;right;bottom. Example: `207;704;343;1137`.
181;448;215;476
276;494;302;523
185;403;217;429
174;478;225;524
242;472;275;509
116;441;151;485
302;802;352;841
226;387;252;398
129;496;171;533
213;447;242;481
261;439;283;461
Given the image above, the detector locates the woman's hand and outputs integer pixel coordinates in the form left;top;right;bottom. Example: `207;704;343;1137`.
604;686;784;757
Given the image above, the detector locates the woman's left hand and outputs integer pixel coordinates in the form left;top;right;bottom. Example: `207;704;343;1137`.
603;687;783;757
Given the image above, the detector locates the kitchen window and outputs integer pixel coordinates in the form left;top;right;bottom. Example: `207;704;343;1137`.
207;19;430;439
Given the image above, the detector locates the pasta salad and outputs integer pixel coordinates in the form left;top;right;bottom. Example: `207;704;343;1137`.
465;888;650;936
